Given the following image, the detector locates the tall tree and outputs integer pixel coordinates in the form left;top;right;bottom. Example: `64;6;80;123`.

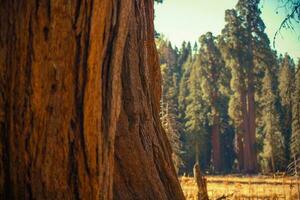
220;0;270;173
0;1;184;199
291;60;300;160
178;41;192;73
160;102;183;173
198;32;225;172
185;58;209;169
177;42;192;120
177;55;195;173
178;54;194;124
220;9;250;172
236;0;269;173
261;69;286;172
278;54;295;163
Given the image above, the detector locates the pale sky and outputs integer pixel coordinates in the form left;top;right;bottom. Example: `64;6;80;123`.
154;0;300;61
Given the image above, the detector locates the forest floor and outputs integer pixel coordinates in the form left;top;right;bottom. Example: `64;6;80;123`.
180;175;300;200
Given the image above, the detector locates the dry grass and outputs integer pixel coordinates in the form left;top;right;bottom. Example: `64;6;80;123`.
180;175;300;200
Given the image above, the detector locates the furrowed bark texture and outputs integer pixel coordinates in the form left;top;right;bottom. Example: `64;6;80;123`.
0;0;124;199
0;0;184;199
113;1;185;200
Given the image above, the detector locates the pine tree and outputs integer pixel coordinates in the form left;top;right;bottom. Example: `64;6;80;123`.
235;0;272;173
278;53;295;163
185;58;209;169
178;41;192;71
160;102;183;173
198;32;225;172
220;0;272;173
158;37;186;174
291;60;300;159
261;69;286;172
178;54;198;173
220;8;249;172
178;55;193;123
177;42;193;121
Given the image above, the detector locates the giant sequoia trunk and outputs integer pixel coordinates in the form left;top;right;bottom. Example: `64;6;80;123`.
240;81;257;174
241;90;251;173
0;0;184;199
113;1;184;199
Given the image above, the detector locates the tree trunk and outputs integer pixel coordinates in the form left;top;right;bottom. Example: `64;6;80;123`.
0;0;184;199
246;5;257;174
235;130;244;171
282;105;292;163
211;117;221;172
270;151;275;173
1;1;121;198
195;142;200;165
113;1;184;199
247;70;257;173
241;90;252;173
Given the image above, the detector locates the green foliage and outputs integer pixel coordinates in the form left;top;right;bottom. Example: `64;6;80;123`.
157;0;297;174
199;32;225;120
278;54;295;163
178;55;193;122
220;8;247;128
160;102;183;173
260;69;286;172
279;54;295;107
184;57;209;166
291;60;300;159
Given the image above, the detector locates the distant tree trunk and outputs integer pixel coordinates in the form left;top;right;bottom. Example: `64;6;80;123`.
241;90;252;173
0;0;184;199
195;142;200;165
247;70;257;173
271;152;276;173
235;130;244;171
211;116;221;172
238;73;257;174
245;1;258;174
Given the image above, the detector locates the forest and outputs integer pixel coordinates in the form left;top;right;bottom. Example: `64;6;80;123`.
158;0;300;175
0;0;299;199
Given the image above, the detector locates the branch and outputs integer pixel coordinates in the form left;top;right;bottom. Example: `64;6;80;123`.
273;2;300;48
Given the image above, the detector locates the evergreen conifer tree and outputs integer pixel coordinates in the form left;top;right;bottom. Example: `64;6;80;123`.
198;32;225;172
185;57;209;169
278;53;295;163
291;60;300;159
261;69;286;172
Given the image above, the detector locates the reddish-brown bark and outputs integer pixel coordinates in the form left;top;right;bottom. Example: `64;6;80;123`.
232;71;258;174
235;130;244;171
0;1;123;198
247;70;257;173
0;0;184;199
211;118;221;172
240;90;252;173
113;1;184;199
